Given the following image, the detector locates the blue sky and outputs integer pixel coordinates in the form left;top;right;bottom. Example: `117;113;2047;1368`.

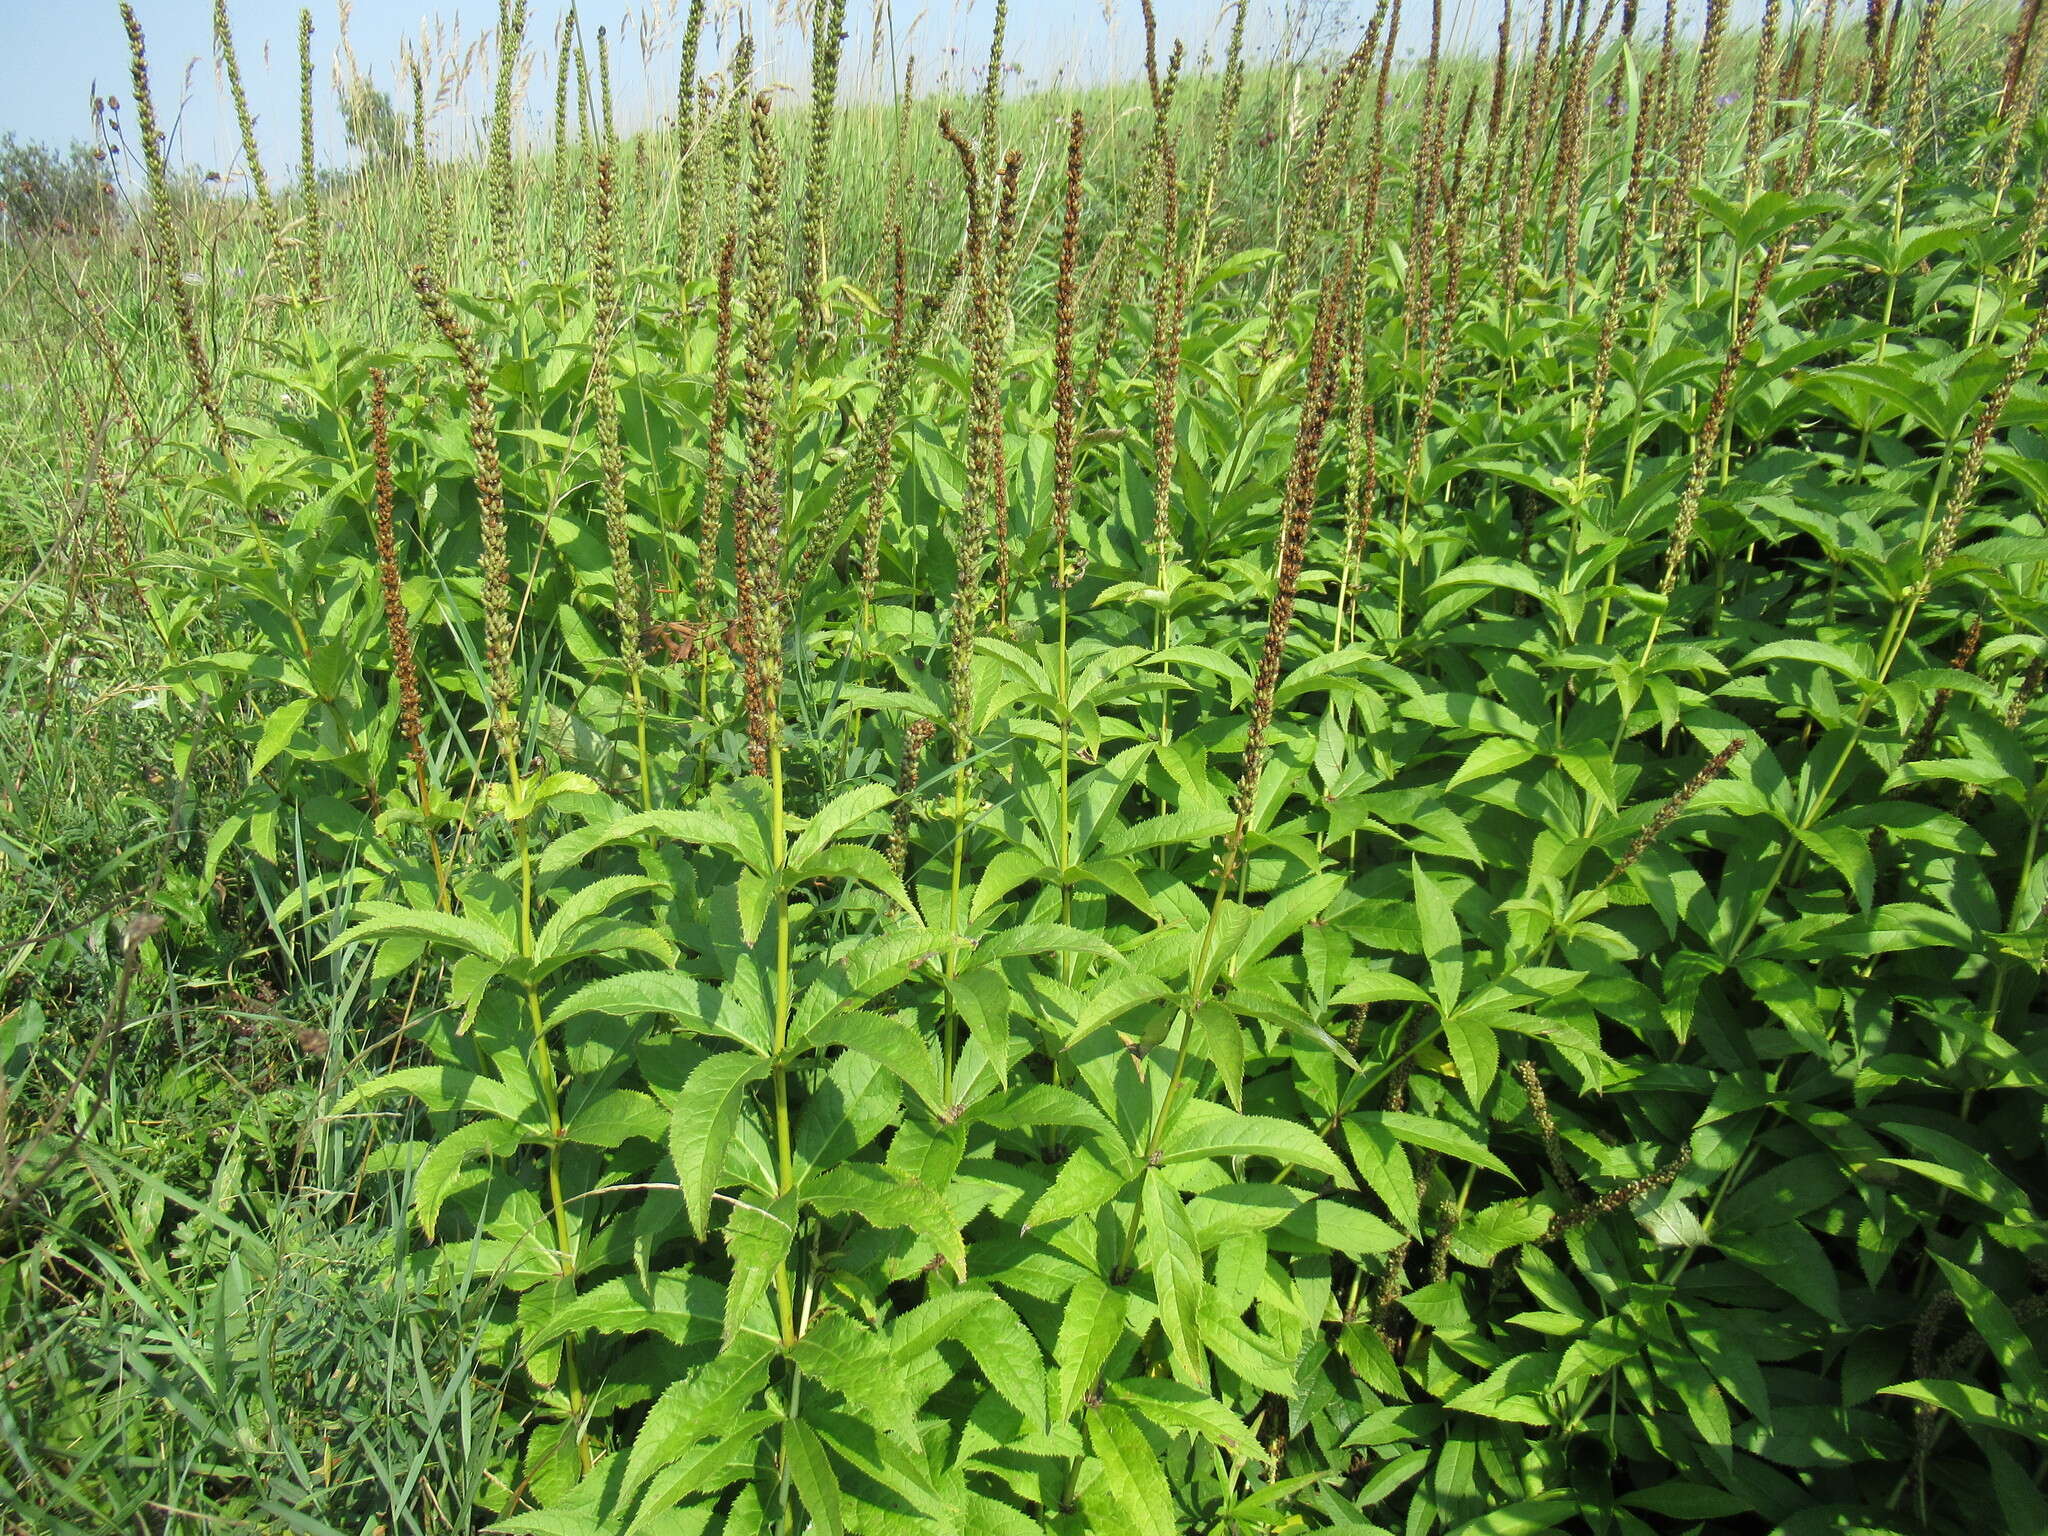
0;0;1769;182
0;0;1519;188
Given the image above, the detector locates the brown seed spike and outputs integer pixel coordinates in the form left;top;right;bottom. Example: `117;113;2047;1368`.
1600;738;1745;889
122;4;229;456
1227;252;1351;884
370;369;448;906
412;265;518;772
887;718;936;876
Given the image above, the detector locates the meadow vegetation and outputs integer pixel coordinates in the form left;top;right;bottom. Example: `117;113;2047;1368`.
3;0;2048;1530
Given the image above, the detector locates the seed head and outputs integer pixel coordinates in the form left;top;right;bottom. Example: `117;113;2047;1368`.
1601;738;1745;888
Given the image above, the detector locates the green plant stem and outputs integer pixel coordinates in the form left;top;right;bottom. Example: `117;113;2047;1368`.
1113;851;1239;1278
768;729;798;1351
1724;595;1919;960
512;779;591;1472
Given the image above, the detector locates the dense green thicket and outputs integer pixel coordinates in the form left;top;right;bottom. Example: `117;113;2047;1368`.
4;1;2048;1532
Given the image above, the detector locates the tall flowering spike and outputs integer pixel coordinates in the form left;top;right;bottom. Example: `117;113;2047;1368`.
1486;0;1515;140
412;266;518;770
887;718;936;876
1865;0;1892;109
736;93;786;778
214;0;275;250
1904;618;1985;763
798;0;849;336
487;0;529;270
1407;0;1448;336
1679;0;1731;194
1894;0;1945;193
1795;0;1843;194
1545;0;1614;304
298;10;323;303
988;148;1023;622
1151;138;1184;584
1659;239;1788;597
1085;25;1183;403
549;11;575;254
1744;0;1783;190
675;0;708;265
1513;1059;1580;1195
696;227;740;618
1922;301;2048;590
1601;738;1746;888
1994;7;2048;205
832;252;966;606
1343;398;1379;578
122;4;228;455
1579;66;1655;482
799;252;966;601
1646;0;1679;233
1192;0;1247;265
1229;256;1351;876
677;0;707;146
412;61;441;265
858;225;912;618
1500;0;1553;295
591;151;642;684
715;34;755;239
370;369;446;902
1402;91;1476;496
979;0;1010;190
1875;0;1909;118
1275;35;1369;337
1051;110;1085;590
940;111;992;754
2000;0;2044;118
1361;0;1402;250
